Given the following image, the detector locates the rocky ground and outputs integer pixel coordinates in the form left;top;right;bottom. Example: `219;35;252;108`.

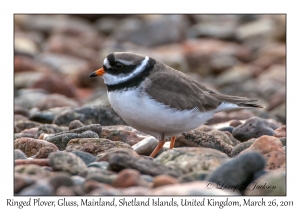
14;14;286;196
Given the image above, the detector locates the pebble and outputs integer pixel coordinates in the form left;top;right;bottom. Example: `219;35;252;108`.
18;180;54;196
34;93;79;111
69;120;85;130
83;180;114;194
96;148;140;162
85;167;117;185
14;120;41;133
232;117;279;141
149;181;239;195
14;137;59;157
100;125;147;146
66;138;132;156
152;175;178;188
14;173;35;193
71;175;86;186
241;135;286;170
56;186;75;196
48;151;88;176
122;186;150;195
35;146;59;158
112;169;148;188
14;149;27;160
154;147;228;173
49;172;74;190
31;73;77;98
273;125;286;138
108;153;183;178
132;136;165;156
245;170;286;195
207;152;265;192
229;119;243;127
87;161;109;170
53;105;126;126
178;171;211;183
174;129;234;156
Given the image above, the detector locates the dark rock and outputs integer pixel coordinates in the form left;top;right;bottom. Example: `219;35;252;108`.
69;120;85;130
231;138;256;156
232;117;280;141
112;169;148;188
154;147;228;173
48;151;88;176
66;138;132;156
108;153;183;178
218;126;234;133
14;149;27;160
45;131;99;150
207;152;265;192
53;105;126;126
29;111;56;124
72;151;97;165
14;120;41;133
14;137;59;157
17;180;54;196
49;172;74;190
37;124;68;138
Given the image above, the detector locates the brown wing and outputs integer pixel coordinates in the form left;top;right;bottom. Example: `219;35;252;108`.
145;68;221;112
145;62;263;111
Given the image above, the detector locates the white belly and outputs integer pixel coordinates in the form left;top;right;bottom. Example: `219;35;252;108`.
108;89;237;138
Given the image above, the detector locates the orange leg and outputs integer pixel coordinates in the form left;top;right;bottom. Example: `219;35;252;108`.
169;136;176;149
150;134;165;158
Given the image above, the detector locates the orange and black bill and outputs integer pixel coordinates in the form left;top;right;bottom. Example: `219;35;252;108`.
89;67;105;77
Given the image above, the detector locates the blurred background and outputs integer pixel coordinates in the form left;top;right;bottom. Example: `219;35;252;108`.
14;14;286;125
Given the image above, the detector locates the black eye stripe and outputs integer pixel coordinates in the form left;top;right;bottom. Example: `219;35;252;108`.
104;64;138;75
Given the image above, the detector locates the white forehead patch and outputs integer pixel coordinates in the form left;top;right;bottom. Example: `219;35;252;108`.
102;56;149;85
103;58;112;69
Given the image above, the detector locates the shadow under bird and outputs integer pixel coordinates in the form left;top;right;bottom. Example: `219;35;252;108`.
90;52;263;157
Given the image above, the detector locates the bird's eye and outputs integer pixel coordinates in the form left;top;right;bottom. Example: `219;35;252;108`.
114;62;124;69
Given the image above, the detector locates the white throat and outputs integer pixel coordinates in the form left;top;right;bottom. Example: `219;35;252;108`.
102;56;149;85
